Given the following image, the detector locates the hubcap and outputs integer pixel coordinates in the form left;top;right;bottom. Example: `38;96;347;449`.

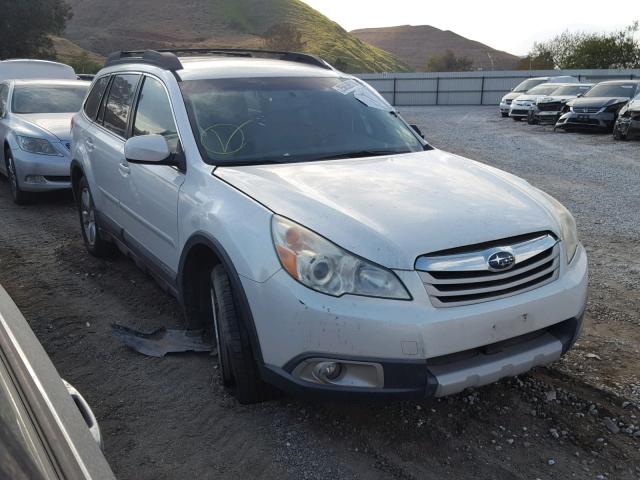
80;187;97;246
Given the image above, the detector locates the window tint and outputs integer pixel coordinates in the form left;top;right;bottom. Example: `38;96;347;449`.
102;74;140;137
0;84;9;116
133;77;179;153
83;76;110;120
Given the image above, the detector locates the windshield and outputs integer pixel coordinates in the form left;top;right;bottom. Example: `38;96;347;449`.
513;79;545;93
180;77;425;165
552;85;591;96
526;84;562;96
11;85;88;114
584;83;638;98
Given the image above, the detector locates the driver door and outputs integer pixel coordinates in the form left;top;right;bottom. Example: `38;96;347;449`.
119;75;185;278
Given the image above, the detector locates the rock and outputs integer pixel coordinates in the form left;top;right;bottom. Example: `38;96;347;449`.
545;390;557;402
585;353;601;360
604;418;620;434
548;459;556;466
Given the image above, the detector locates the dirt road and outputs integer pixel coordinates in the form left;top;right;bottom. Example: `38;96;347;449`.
0;107;638;479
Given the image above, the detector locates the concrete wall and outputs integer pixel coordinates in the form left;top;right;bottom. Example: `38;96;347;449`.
356;69;640;106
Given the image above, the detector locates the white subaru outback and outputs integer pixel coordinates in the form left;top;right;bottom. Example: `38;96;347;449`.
71;50;588;404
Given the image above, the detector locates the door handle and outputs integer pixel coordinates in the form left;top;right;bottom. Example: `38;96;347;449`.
119;162;130;176
85;137;94;152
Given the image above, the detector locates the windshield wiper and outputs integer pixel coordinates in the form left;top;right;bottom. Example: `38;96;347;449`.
313;149;413;161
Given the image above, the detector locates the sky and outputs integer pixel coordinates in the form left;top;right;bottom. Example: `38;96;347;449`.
302;0;640;56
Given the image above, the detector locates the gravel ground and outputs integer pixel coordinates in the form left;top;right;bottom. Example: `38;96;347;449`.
0;106;638;479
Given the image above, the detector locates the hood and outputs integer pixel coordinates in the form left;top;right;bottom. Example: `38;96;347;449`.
625;98;640;112
215;151;561;270
514;94;543;103
14;113;74;142
502;92;521;102
538;95;574;103
567;97;631;109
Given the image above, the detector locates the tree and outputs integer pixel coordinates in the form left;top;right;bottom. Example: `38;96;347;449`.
0;0;72;60
425;50;473;72
527;22;640;69
517;51;555;70
262;23;306;52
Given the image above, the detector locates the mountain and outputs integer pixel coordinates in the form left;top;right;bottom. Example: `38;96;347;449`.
62;0;408;73
350;25;521;71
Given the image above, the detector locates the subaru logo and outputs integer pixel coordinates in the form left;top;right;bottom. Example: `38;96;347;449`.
487;250;515;271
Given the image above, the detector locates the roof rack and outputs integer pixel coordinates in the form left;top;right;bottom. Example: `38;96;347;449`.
104;48;333;71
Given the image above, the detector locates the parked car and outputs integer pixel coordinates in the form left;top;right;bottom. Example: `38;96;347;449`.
71;49;587;404
613;91;640;140
499;76;579;117
0;284;114;479
509;83;566;121
0;79;89;203
0;59;76;82
77;74;96;81
527;83;594;125
556;80;640;132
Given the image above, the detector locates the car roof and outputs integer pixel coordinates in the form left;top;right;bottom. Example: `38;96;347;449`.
176;56;341;81
596;79;640;85
11;79;90;87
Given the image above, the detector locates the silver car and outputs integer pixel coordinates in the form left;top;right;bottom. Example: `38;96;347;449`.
0;79;89;204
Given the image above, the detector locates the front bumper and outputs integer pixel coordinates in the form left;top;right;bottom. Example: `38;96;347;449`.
244;244;588;399
614;115;640;138
500;101;512;114
12;147;72;192
509;104;534;118
556;111;616;131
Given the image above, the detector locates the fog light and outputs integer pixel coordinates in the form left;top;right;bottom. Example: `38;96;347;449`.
312;361;342;383
25;175;46;184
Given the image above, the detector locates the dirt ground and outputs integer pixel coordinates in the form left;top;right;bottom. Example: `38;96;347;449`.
0;106;639;479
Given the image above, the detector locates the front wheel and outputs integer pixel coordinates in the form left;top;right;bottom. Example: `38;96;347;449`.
76;176;114;257
210;264;267;404
5;151;29;205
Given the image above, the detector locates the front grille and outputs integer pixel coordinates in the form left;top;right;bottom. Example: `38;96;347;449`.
567;118;600;126
573;107;600;114
538;102;562;112
416;233;560;307
511;109;528;115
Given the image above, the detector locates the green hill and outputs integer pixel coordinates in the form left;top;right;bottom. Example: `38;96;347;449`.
63;0;408;73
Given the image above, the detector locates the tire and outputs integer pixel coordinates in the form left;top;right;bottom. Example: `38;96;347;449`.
5;150;29;205
76;176;114;257
512;117;522;122
613;127;627;141
210;264;267;404
527;113;538;125
501;112;508;118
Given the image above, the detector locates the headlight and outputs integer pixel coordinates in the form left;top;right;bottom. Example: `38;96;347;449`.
537;190;579;263
17;136;61;156
272;216;410;300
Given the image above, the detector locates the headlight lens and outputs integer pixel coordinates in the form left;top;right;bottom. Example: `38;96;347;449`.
17;136;61;156
272;216;410;299
538;190;579;263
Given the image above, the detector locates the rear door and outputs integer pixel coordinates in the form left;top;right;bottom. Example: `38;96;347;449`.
0;82;10;172
88;73;141;230
119;75;185;277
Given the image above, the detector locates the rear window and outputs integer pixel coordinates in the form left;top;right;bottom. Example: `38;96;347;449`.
11;85;88;114
83;76;110;120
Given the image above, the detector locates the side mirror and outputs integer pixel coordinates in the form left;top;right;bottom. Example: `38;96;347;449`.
410;124;425;139
124;134;170;164
576;93;584;98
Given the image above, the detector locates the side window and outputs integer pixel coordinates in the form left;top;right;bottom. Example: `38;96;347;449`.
83;76;110;121
102;74;140;138
0;84;8;117
133;77;179;153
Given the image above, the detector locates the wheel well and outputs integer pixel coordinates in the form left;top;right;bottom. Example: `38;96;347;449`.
180;243;222;330
70;163;84;199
